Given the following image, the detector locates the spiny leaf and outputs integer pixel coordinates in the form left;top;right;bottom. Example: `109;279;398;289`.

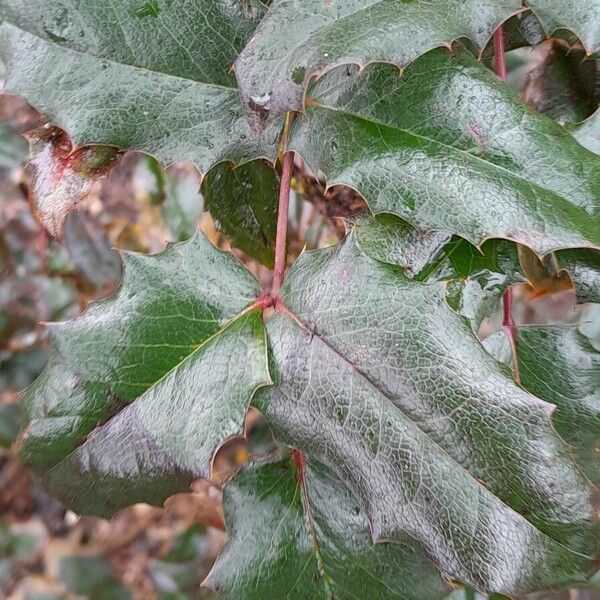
17;232;270;516
484;320;600;482
527;0;600;56
256;232;596;595
205;456;451;599
0;0;281;172
202;160;279;267
236;0;600;117
290;48;600;255
235;0;522;116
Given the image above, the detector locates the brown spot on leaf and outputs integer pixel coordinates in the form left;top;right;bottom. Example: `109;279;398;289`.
26;127;122;238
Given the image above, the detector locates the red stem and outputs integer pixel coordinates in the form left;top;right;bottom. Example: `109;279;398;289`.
271;150;294;298
493;26;507;81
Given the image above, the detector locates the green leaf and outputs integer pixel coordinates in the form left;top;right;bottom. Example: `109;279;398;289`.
0;402;20;448
526;1;600;55
484;320;600;482
206;456;451;599
257;233;596;595
569;108;600;155
235;0;522;116
0;0;281;172
556;248;600;304
202;160;279;267
236;0;600;117
290;48;600;255
17;232;271;516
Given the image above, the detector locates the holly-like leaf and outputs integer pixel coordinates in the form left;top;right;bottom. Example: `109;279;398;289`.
235;0;522;116
526;1;600;56
0;0;281;172
17;232;271;516
485;320;600;482
257;233;596;595
202;160;279;267
235;0;600;117
205;456;451;599
290;48;600;255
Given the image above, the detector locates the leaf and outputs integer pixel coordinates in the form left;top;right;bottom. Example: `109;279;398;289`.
236;0;600;117
235;0;523;116
26;127;121;237
290;48;600;255
17;232;271;516
484;321;600;482
556;248;600;304
569;108;600;155
202;160;279;267
353;214;452;281
0;402;19;448
205;456;451;599
256;232;596;595
0;1;281;172
521;41;599;124
526;1;600;56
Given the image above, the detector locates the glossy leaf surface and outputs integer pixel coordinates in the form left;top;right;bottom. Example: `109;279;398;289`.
236;0;600;116
290;49;600;255
485;321;600;482
256;233;596;595
202;160;279;267
206;457;451;599
0;0;280;171
18;233;270;516
235;0;522;116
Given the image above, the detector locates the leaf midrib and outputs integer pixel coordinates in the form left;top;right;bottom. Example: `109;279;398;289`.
2;21;238;94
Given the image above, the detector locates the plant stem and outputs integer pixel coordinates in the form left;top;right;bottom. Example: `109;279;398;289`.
493;25;507;81
271;150;294;298
494;24;520;383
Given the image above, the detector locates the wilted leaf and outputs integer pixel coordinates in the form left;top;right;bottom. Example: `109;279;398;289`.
206;456;451;599
202;160;279;267
26;127;121;237
290;48;600;255
521;42;598;125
